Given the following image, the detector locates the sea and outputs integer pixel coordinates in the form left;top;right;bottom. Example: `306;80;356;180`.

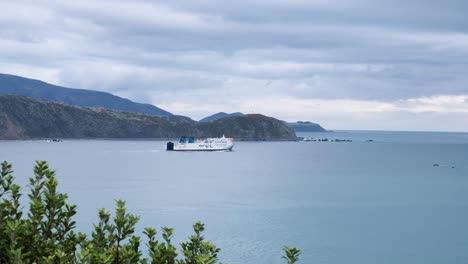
1;130;468;264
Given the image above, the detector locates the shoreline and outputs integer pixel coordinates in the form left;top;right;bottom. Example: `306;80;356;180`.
0;137;300;142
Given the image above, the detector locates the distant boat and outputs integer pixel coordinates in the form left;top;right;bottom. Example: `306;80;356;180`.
44;139;62;142
166;135;234;151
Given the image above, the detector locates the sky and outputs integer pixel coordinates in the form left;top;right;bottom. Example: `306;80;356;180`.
1;0;468;131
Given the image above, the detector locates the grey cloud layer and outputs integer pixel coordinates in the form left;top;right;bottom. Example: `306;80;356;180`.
1;0;467;123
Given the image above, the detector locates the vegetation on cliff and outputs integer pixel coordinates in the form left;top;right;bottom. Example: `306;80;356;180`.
287;121;326;132
0;94;194;139
199;112;244;122
200;113;327;133
197;114;297;140
0;161;302;263
0;73;326;135
0;94;296;140
0;73;172;116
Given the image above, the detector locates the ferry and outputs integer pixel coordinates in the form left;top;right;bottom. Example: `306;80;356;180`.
166;135;234;151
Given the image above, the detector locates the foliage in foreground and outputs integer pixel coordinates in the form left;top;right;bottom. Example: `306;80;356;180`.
0;161;301;263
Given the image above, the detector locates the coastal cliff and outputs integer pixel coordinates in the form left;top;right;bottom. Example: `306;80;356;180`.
0;94;193;139
0;73;172;116
197;114;297;140
200;112;327;133
0;94;296;140
287;121;326;132
199;112;245;122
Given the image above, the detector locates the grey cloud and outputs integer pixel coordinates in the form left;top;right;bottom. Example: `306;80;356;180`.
1;0;468;127
166;0;468;33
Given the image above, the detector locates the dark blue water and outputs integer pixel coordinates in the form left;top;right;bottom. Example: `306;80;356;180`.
1;131;468;264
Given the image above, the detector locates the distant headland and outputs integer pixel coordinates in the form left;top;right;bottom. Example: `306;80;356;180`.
0;73;325;140
200;112;327;132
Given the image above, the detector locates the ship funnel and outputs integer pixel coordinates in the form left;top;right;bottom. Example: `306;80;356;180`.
166;142;174;151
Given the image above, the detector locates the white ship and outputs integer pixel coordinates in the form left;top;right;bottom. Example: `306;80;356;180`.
166;135;234;151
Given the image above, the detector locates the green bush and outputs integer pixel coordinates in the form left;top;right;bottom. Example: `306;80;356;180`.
0;161;301;263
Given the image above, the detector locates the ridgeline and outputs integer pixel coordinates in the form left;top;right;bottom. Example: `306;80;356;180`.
287;121;326;132
0;94;297;140
197;114;297;140
0;73;172;116
200;112;327;132
199;112;245;122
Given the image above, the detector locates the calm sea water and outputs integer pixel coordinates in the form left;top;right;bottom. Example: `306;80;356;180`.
1;130;468;264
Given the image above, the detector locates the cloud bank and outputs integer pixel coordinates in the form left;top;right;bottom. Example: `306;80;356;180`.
1;0;467;130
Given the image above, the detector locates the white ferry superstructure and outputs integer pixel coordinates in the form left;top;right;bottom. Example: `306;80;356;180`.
166;135;234;151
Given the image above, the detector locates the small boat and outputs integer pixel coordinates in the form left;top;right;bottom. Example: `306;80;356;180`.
166;135;234;151
44;139;62;142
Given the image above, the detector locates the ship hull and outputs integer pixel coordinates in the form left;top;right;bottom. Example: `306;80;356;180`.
172;142;234;151
166;136;234;151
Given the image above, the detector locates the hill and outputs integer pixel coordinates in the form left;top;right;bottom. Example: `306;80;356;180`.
200;112;326;132
0;73;172;116
0;94;190;139
287;121;326;132
199;112;244;122
197;114;297;140
0;94;296;140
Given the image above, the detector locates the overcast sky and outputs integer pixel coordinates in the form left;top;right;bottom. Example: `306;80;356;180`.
1;0;468;131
